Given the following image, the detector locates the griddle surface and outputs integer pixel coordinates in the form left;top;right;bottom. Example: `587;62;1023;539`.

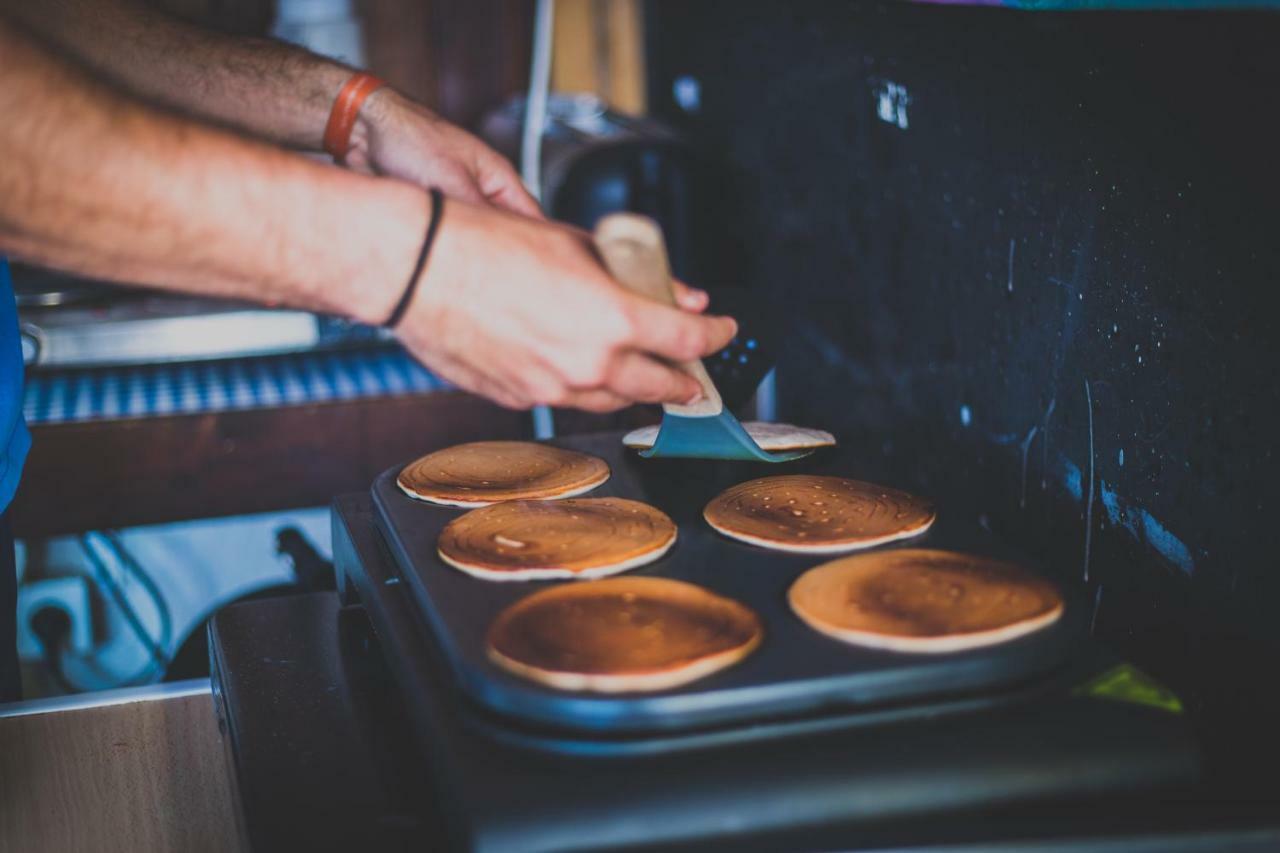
371;431;1085;734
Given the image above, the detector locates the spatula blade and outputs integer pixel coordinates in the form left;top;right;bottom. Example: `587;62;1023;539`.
640;411;812;462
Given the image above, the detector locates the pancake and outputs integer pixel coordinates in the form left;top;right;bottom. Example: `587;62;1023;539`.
623;421;836;452
789;549;1064;653
486;576;763;692
438;497;677;581
704;474;935;553
397;441;609;506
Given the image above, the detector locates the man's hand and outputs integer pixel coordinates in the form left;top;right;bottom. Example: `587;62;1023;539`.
393;199;735;413
350;90;542;219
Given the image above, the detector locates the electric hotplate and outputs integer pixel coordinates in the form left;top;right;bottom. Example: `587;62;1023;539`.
329;487;1204;851
368;431;1088;736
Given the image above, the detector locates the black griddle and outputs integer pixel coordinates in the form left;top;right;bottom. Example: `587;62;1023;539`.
369;431;1088;739
327;489;1203;850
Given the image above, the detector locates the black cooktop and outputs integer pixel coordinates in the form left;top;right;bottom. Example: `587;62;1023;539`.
369;432;1088;738
322;485;1208;851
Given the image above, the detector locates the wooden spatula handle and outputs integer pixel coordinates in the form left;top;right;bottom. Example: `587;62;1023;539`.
593;214;723;416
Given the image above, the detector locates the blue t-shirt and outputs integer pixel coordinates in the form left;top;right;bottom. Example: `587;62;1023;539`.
0;259;30;515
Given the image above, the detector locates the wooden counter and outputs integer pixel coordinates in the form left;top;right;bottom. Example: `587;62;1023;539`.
0;681;243;853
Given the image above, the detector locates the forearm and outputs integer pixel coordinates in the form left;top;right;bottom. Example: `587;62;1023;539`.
1;0;353;152
0;18;421;326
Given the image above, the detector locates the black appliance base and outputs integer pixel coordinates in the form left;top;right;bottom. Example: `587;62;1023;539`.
331;491;1207;852
370;431;1092;737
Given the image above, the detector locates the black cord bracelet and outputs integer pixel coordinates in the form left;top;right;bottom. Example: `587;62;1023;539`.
384;187;444;329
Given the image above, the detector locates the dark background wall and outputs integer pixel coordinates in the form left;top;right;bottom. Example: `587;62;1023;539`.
648;1;1280;779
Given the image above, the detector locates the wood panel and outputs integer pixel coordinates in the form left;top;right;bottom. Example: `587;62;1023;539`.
0;689;243;853
552;0;647;115
359;0;534;129
426;0;534;128
551;0;601;97
603;0;646;114
363;0;648;126
11;391;528;538
356;0;437;105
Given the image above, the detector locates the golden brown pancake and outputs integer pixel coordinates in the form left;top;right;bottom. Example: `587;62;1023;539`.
438;498;677;581
789;549;1064;653
486;577;763;692
397;441;609;506
704;475;935;553
623;421;836;452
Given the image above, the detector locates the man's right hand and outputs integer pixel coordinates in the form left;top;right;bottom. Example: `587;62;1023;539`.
393;199;738;413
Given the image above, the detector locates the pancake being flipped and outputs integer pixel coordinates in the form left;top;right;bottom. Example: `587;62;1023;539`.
486;577;763;692
789;549;1064;653
438;497;677;581
704;474;935;553
623;421;836;452
398;441;609;506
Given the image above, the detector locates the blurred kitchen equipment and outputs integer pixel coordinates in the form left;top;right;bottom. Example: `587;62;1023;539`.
272;0;365;67
482;94;714;283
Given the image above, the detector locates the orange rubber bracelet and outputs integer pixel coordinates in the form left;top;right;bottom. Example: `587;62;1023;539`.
322;72;386;164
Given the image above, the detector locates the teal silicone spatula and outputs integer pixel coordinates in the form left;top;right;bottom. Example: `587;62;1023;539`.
594;213;809;462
